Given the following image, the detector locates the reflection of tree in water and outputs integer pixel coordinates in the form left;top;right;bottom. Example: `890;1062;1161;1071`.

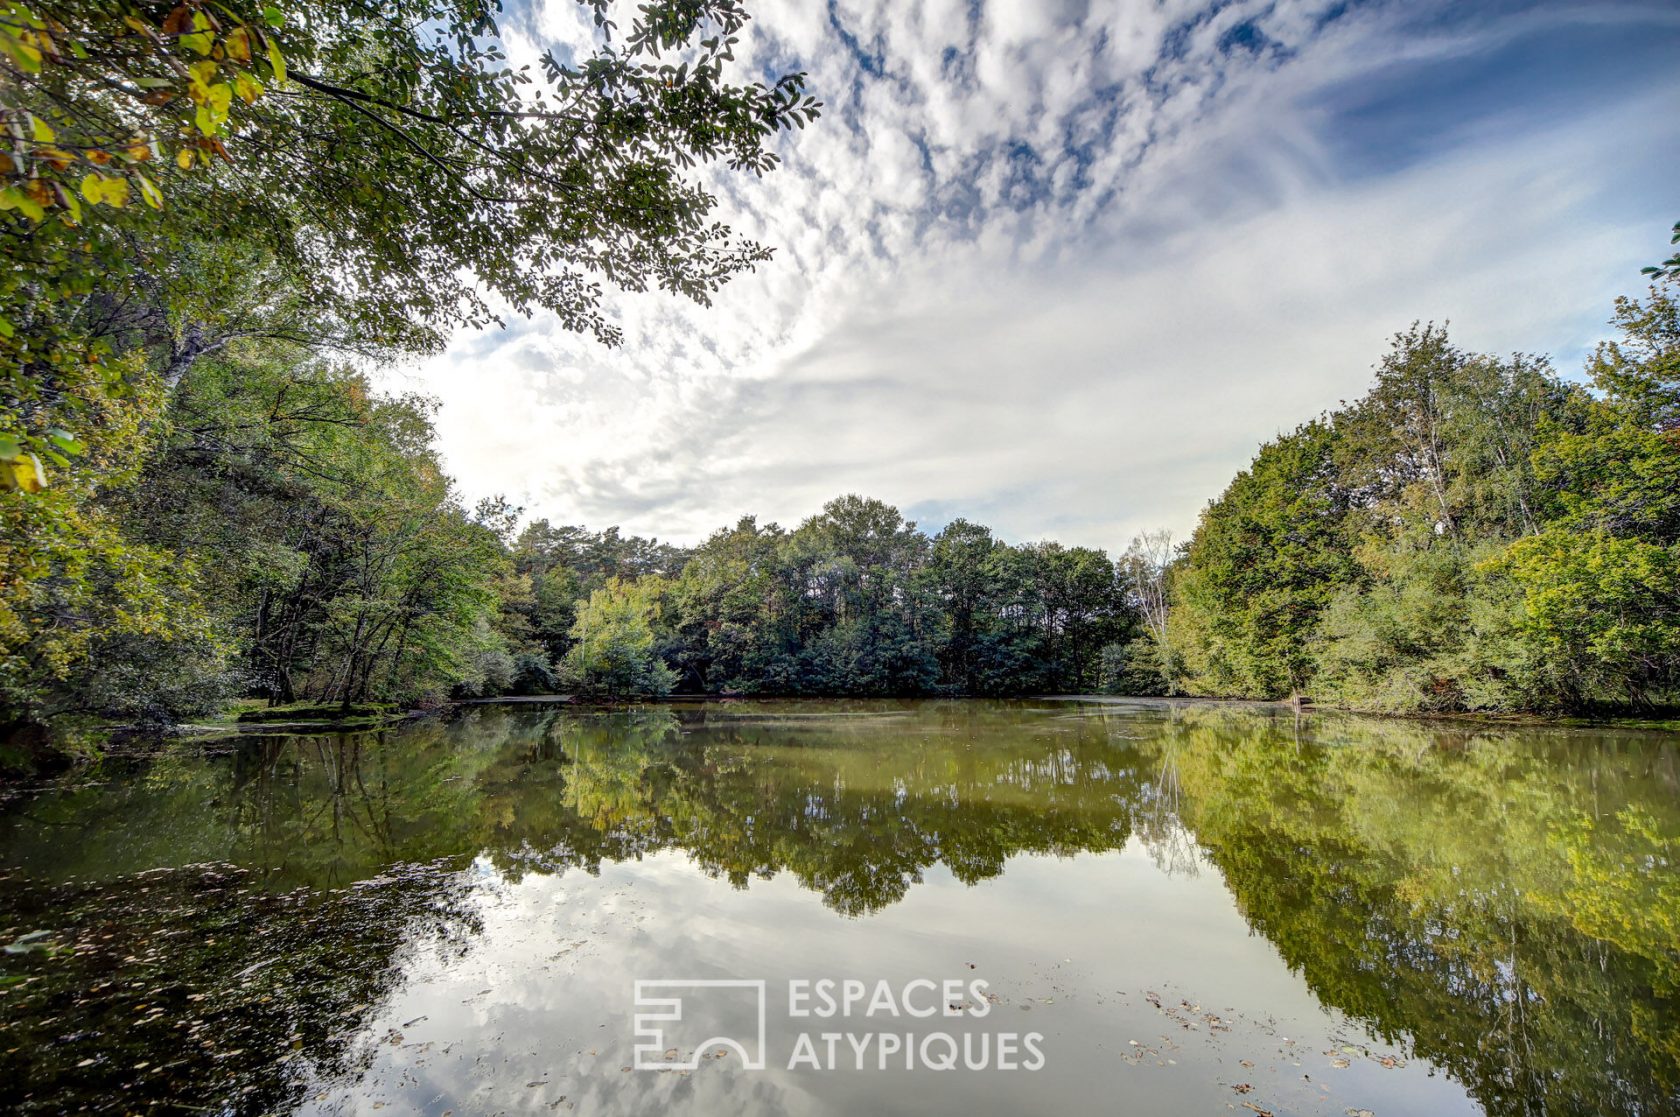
1135;739;1201;878
526;702;1140;915
1140;705;1680;1117
0;859;477;1114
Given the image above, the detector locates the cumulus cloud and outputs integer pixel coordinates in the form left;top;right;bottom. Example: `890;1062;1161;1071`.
380;0;1680;552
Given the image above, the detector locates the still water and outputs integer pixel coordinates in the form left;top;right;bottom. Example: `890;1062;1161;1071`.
0;699;1675;1115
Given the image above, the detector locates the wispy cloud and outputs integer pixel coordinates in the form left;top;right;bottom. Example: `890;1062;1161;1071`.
383;0;1680;551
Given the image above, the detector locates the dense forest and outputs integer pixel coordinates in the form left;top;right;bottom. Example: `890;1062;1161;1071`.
11;258;1673;734
1;0;1677;752
1167;258;1680;715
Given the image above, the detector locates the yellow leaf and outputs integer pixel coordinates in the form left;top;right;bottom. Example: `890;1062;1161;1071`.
5;454;46;493
176;147;194;170
233;71;264;104
225;26;251;62
80;174;130;208
206;82;232;119
34;145;75;170
29;114;54;142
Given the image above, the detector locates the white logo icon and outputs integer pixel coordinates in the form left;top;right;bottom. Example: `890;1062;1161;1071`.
632;979;768;1070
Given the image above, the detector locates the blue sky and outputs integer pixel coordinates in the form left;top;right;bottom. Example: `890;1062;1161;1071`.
388;0;1680;551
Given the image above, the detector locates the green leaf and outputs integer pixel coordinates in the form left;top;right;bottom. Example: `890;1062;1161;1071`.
0;434;19;461
135;173;164;209
46;429;83;455
0;185;45;220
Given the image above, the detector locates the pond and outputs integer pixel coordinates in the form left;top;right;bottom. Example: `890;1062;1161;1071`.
0;698;1675;1115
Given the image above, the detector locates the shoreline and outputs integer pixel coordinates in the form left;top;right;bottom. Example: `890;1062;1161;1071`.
6;692;1675;784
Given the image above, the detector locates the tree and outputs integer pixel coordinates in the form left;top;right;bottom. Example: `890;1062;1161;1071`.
667;515;785;692
0;353;218;730
924;518;1009;694
1303;330;1579;712
1499;275;1680;709
562;576;676;697
1171;419;1356;698
1119;528;1177;692
27;343;518;723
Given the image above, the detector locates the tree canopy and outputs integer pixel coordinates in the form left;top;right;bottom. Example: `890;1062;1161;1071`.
2;0;819;489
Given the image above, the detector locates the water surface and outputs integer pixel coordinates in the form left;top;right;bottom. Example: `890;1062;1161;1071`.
0;699;1675;1115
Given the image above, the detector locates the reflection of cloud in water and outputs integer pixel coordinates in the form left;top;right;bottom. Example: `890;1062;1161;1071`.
299;847;1467;1116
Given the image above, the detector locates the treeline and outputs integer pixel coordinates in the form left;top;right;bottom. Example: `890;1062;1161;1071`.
4;345;1153;723
512;496;1146;699
1159;262;1680;715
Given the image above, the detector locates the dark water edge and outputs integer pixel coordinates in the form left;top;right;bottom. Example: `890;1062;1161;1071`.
0;698;1675;1115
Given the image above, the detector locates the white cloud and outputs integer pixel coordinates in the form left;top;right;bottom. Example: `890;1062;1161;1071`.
380;0;1680;553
